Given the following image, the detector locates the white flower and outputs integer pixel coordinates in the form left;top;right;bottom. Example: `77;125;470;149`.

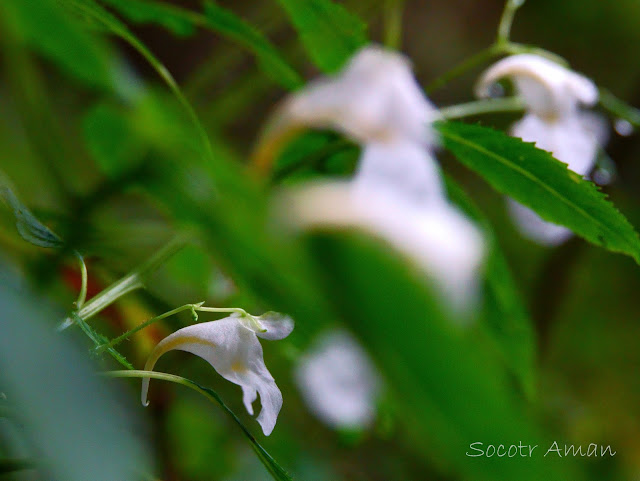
264;46;485;310
476;54;607;245
294;329;381;430
141;312;294;436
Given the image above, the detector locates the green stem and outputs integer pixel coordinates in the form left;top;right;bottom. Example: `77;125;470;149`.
95;304;247;352
59;236;188;330
70;0;215;162
74;251;88;309
103;370;293;481
383;0;405;50
599;88;640;127
497;0;525;44
439;96;524;119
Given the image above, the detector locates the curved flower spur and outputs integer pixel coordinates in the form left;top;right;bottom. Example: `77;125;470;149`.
257;46;486;313
141;311;294;436
476;54;608;245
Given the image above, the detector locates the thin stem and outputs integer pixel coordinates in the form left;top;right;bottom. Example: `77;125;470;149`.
497;0;525;44
59;236;189;330
599;88;640;128
383;0;405;50
439;96;524;119
74;251;88;309
95;304;247;352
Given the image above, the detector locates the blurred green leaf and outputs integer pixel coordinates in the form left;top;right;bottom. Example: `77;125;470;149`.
0;270;149;481
273;0;367;73
100;0;195;36
96;0;302;89
445;179;536;398
202;1;302;89
305;231;577;481
438;121;640;264
0;0;115;90
0;171;63;249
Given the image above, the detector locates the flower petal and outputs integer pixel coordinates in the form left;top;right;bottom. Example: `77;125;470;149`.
141;317;284;435
253;312;294;340
507;198;573;246
295;329;381;429
476;54;598;118
281;45;438;145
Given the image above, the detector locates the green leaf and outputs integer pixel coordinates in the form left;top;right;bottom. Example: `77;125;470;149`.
445;178;536;398
273;0;368;73
99;0;196;36
0;0;115;90
0;171;63;249
97;0;302;89
306;231;578;481
437;121;640;264
202;1;302;89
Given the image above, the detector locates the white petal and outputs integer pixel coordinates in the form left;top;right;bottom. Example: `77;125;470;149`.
476;54;598;118
278;180;486;311
283;45;438;145
253;312;295;340
507;198;573;246
511;112;600;176
141;317;284;436
294;329;381;429
353;141;446;206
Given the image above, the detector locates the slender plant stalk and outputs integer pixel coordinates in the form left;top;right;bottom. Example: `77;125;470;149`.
497;0;525;45
439;97;524;119
383;0;405;50
74;251;88;309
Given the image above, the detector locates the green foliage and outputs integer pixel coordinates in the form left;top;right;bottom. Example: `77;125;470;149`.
445;178;536;398
0;171;63;249
100;0;196;36
273;0;368;72
305;232;576;481
0;0;115;90
202;1;303;89
438;121;640;264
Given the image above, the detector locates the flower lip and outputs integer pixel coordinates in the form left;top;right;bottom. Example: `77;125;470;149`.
475;54;598;118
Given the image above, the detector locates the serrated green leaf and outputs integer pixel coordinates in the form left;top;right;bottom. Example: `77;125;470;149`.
445;178;536;398
99;0;195;36
202;1;302;89
0;0;115;90
273;0;367;73
0;171;63;249
437;121;640;264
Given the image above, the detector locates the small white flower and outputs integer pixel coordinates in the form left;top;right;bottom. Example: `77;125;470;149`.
476;54;607;245
141;312;293;436
294;329;381;430
265;46;485;310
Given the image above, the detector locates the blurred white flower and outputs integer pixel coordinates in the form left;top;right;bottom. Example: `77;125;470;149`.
141;312;294;436
295;329;381;430
264;46;486;311
476;54;607;245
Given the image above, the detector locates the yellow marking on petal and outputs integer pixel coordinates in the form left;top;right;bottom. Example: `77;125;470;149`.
231;361;247;373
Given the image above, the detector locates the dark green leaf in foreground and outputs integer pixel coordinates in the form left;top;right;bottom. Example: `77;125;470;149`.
0;0;115;90
306;232;578;481
0;171;63;249
445;178;536;398
437;121;640;264
273;0;367;73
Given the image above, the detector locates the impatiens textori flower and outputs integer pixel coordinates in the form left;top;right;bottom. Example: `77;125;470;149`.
261;46;486;310
294;329;381;430
476;54;607;245
141;311;293;436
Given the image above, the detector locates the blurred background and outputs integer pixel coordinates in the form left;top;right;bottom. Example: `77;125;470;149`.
1;0;640;480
